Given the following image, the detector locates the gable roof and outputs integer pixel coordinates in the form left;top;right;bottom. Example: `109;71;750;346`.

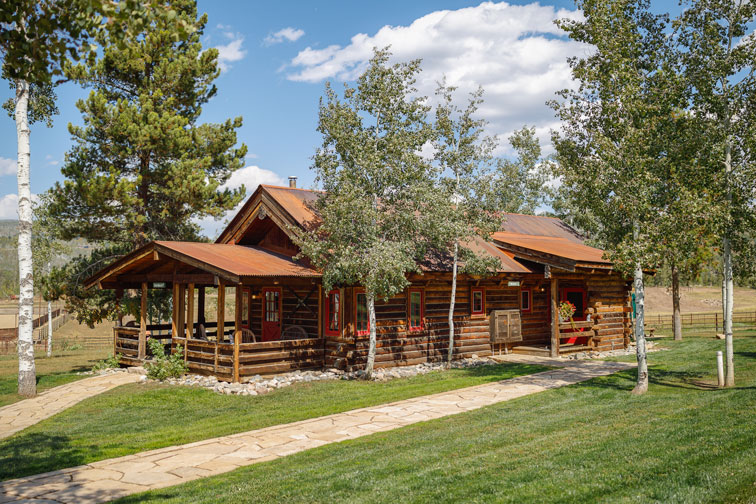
215;184;320;244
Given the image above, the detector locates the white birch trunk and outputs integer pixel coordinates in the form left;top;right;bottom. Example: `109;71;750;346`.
723;236;734;386
447;241;459;367
365;291;377;379
671;263;682;341
723;137;735;387
15;78;36;397
632;261;648;394
47;299;52;358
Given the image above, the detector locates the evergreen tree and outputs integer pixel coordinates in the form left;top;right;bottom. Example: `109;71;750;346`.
44;0;247;325
47;0;246;248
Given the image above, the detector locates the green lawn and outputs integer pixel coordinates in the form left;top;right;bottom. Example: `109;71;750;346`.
0;348;109;407
0;361;546;480
117;333;756;504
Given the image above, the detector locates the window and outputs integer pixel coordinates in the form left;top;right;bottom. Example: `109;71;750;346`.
471;287;485;316
325;289;340;336
408;289;424;331
264;289;279;322
355;290;369;336
520;288;531;313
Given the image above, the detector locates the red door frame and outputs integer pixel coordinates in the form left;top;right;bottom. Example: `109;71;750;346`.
325;289;341;337
560;286;588;345
261;287;282;341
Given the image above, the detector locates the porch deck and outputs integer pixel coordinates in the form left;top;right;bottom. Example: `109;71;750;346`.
114;326;325;378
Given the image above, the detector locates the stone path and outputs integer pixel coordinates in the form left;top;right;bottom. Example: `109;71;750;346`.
0;359;633;504
0;372;141;441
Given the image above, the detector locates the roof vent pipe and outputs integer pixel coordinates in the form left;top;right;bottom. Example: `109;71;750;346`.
288;176;297;188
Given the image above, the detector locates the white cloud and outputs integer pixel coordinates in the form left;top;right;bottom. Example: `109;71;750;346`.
196;165;286;239
0;193;39;219
284;1;589;154
264;27;305;45
215;34;247;72
0;157;16;176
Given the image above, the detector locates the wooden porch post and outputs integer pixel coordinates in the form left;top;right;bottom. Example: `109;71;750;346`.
139;282;147;359
550;277;560;358
233;285;242;383
185;283;195;340
317;284;323;340
197;286;206;326
114;288;123;356
217;280;225;342
171;283;179;339
177;284;186;343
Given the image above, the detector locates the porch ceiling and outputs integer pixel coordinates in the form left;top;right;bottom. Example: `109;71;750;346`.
84;241;320;289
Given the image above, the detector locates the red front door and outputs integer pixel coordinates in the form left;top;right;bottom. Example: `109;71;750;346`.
262;287;282;341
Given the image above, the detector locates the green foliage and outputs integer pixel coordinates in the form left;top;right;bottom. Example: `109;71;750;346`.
550;0;692;276
45;0;246;248
489;126;553;215
295;48;436;301
429;84;500;277
145;339;186;381
91;353;121;372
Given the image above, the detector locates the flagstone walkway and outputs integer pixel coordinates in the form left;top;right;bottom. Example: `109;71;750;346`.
0;359;633;504
0;372;142;441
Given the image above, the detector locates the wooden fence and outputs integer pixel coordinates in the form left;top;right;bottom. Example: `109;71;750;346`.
645;311;756;332
0;309;69;354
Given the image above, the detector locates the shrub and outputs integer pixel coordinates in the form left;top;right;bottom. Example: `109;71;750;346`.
145;338;187;381
92;353;122;372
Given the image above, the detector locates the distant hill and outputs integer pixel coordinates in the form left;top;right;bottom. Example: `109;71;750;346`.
0;219;93;298
0;220;16;238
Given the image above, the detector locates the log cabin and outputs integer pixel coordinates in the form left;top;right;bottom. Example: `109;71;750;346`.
85;180;632;382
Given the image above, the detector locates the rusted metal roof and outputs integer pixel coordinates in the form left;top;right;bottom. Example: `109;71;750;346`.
500;213;585;243
492;232;610;265
85;241;319;288
262;185;321;227
419;236;532;274
154;241;319;278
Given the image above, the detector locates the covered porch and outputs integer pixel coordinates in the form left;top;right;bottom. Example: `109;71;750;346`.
87;241;325;382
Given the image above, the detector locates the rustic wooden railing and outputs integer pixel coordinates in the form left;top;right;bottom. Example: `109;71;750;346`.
114;325;172;365
238;338;324;377
172;336;235;380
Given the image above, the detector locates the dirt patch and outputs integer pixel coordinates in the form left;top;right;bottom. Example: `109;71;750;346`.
644;286;756;315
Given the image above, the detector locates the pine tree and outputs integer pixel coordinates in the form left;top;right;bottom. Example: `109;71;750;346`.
47;0;246;248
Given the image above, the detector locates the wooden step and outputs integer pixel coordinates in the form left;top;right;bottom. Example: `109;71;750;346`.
511;345;550;356
558;344;592;355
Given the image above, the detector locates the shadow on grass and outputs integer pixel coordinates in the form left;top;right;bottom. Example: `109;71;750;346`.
459;363;548;380
0;432;98;481
734;351;756;359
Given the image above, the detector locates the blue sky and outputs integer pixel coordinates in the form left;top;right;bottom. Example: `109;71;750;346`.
0;0;680;237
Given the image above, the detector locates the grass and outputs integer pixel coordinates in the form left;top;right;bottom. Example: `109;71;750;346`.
0;348;109;407
117;332;756;504
0;361;547;480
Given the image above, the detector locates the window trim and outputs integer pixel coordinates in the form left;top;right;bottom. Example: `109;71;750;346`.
520;287;532;313
325;289;341;336
407;288;425;332
354;288;370;337
470;286;485;317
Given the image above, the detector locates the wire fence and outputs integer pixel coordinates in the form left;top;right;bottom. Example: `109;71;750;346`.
645;310;756;333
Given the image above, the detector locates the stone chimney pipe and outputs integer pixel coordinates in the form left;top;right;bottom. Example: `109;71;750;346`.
288;176;297;188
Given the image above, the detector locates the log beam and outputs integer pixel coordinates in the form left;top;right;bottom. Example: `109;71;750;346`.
217;280;225;342
186;283;195;340
234;285;242;383
139;282;147;359
550;277;559;358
